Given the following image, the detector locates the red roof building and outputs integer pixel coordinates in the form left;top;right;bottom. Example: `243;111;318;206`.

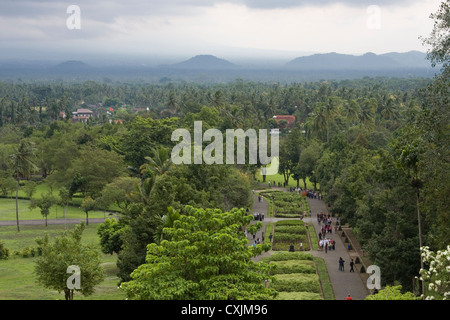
273;115;296;128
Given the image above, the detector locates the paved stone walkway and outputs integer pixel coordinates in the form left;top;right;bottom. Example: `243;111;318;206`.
250;190;369;300
306;197;369;300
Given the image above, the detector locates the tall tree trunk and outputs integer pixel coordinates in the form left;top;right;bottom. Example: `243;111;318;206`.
15;179;20;232
417;188;425;300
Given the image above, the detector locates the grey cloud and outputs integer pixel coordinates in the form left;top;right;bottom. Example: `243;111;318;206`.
0;0;423;21
233;0;423;9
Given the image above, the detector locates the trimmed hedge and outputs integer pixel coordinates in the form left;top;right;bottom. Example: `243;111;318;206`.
275;220;305;226
272;219;310;251
262;251;314;262
271;273;321;293
270;260;316;274
261;190;308;218
273;232;307;242
275;225;307;234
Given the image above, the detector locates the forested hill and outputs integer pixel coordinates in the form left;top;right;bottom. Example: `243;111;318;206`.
286;51;433;70
167;54;238;70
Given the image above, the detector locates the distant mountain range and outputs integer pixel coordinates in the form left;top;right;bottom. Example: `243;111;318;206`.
0;51;439;83
286;51;431;70
167;51;432;70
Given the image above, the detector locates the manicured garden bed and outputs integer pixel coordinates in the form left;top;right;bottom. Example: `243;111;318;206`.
262;251;324;300
259;190;309;218
272;220;310;251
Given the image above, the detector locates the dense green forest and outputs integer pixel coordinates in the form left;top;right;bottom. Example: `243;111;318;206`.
0;67;448;294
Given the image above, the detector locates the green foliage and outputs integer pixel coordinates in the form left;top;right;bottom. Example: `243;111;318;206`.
65;146;126;199
269;260;316;274
97;218;124;255
271;273;321;293
34;222;105;300
0;170;15;196
0;66;447;299
261;251;314;262
272;220;310;251
29;192;56;225
0;241;10;260
12;245;41;258
121;206;277;300
420;245;450;300
365;285;419;300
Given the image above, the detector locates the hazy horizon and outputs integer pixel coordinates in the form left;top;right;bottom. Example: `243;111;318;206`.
0;0;442;66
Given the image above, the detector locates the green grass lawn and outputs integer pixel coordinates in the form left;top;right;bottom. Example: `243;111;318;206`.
254;171;318;190
0;223;126;300
0;198;111;221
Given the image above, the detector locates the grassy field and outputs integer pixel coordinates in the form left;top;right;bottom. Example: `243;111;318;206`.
0;198;111;221
0;223;126;300
254;171;318;190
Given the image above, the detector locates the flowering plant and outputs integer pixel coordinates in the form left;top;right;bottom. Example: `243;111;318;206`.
420;245;450;300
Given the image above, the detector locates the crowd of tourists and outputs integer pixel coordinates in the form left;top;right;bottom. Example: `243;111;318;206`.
317;212;338;253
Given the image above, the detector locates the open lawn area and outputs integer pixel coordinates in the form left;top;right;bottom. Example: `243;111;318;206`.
0;198;112;222
255;171;318;190
0;223;125;300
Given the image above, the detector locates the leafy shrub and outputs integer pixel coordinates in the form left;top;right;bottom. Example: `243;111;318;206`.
276;220;304;226
270;260;316;274
13;246;41;258
275;225;307;234
262;251;314;262
273;232;307;242
271;273;321;293
275;212;302;218
0;241;10;260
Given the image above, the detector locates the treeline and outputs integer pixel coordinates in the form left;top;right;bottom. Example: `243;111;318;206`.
0;73;447;292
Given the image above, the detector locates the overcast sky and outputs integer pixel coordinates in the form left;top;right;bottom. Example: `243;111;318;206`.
0;0;442;64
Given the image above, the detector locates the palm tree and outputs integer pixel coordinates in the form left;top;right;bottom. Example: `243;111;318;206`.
9;141;37;232
308;97;339;143
343;99;361;126
139;146;173;177
359;98;376;128
380;95;397;126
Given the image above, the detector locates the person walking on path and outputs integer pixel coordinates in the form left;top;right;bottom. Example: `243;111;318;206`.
339;257;345;271
350;259;355;272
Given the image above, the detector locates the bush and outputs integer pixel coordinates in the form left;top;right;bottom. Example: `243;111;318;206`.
271;273;321;293
275;225;307;234
276;291;323;300
262;251;314;262
0;241;10;260
276;220;305;226
270;260;316;274
12;246;41;258
273;232;307;242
